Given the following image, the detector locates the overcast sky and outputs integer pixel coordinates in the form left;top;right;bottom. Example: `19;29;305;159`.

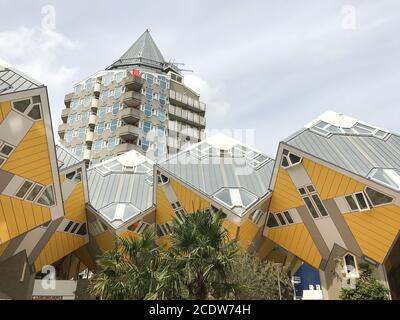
1;0;399;156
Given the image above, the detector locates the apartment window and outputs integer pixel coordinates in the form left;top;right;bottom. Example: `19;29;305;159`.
0;144;13;156
81;111;89;124
141;104;151;117
85;78;95;91
83;96;92;107
13;99;31;113
27;104;41;120
100;90;109;101
77;127;86;140
76;223;87;236
26;185;43;202
75;144;84;156
266;213;279;228
115;72;125;83
64;221;74;232
250;209;263;224
37;185;55;207
96;122;105;134
146;74;154;85
141;139;150;152
135;222;149;234
110;119;118;132
111;103;120;115
354;192;369;210
283;211;294;224
157;173;169;185
343;253;359;278
276;213;287;225
65;130;73;143
114;87;123;99
70;223;79;234
98;106;106;118
142;121;152;133
67;114;76;125
15;181;33;198
281;149;302;168
364;187;393;206
102;74;113;86
345;192;370;212
93;140;102;152
145;89;153;101
159;94;167;105
299;184;329;219
107;137;118;151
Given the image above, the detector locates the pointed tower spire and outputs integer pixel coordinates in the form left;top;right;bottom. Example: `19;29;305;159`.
107;30;167;71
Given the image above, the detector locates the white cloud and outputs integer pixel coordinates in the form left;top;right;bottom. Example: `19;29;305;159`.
0;26;79;86
184;74;231;119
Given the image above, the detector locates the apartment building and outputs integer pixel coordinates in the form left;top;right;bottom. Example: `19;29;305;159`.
58;30;206;166
2;64;400;300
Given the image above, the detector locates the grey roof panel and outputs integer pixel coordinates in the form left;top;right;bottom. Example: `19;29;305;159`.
0;67;42;95
108;30;167;70
285;127;400;185
158;136;275;213
86;151;154;229
56;145;81;170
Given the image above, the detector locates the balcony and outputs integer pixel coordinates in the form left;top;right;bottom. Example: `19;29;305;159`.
94;81;101;94
58;123;67;139
85;131;94;144
117;125;141;141
64;92;74;108
114;143;139;155
169;89;206;115
120;108;140;125
123;91;142;108
88;114;97;128
168;105;206;129
90;98;99;112
125;74;144;92
83;149;91;161
61;109;69;123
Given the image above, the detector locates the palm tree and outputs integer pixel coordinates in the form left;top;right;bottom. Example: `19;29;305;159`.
168;209;239;299
87;229;182;300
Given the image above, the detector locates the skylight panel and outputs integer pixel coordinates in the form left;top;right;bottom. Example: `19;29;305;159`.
368;168;400;191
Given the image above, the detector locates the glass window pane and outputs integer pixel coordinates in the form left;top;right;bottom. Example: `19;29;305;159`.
355;193;368;210
304;197;319;218
27;104;41;120
37;186;55;206
13;99;31;113
276;213;286;225
267;214;279;228
26;185;43;201
365;187;392;206
312;194;329;216
283;211;294;224
16;181;33;198
345;195;358;211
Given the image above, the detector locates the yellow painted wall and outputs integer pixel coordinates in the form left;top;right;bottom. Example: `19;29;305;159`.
34;231;86;272
0;195;51;243
2;121;53;186
302;158;365;200
269;168;304;212
95;230;115;252
63;182;86;223
344;204;400;263
238;219;259;249
156;185;175;224
0;101;11;123
267;223;322;269
73;246;96;271
0;240;8;255
169;178;210;213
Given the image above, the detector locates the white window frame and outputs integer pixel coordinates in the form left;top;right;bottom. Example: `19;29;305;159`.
343;253;359;278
